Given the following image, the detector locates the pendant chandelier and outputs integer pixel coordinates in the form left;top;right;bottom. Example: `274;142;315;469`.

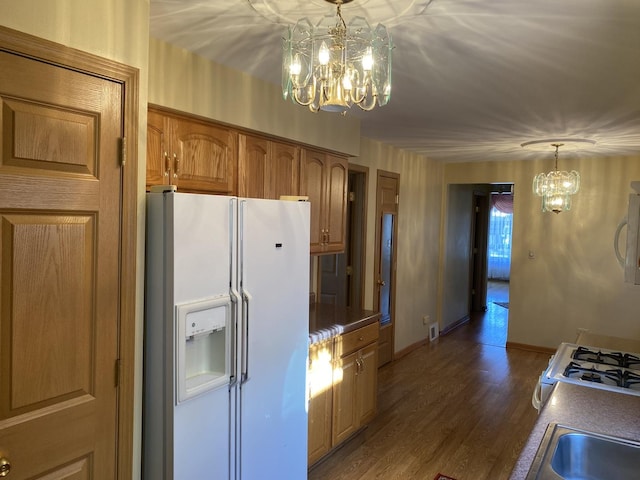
532;143;580;214
282;0;393;113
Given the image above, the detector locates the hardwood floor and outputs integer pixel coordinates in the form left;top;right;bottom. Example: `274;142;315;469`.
309;292;550;480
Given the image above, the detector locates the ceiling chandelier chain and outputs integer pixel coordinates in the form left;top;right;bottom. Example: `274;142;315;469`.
282;0;393;113
532;143;581;214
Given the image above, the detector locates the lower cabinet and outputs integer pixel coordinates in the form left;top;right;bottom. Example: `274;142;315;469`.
308;322;379;467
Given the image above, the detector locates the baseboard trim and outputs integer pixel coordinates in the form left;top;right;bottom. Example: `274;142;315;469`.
440;315;470;336
506;341;556;355
394;338;429;361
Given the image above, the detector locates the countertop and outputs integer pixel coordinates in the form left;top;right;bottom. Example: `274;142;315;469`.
510;382;640;479
309;303;381;342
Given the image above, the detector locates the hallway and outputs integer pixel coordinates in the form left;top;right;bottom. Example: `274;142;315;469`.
309;280;549;480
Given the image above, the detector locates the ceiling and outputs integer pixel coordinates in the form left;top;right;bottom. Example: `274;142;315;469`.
150;0;640;163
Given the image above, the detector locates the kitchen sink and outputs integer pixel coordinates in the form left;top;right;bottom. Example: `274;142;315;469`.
526;423;640;479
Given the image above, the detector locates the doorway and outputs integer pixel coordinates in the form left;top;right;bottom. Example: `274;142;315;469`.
319;166;368;308
467;184;513;346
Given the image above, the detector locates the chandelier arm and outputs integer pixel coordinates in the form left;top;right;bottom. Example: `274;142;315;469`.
292;87;314;107
356;92;378;111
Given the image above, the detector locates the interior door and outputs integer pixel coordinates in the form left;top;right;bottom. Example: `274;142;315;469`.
374;171;399;367
471;192;489;312
0;46;124;477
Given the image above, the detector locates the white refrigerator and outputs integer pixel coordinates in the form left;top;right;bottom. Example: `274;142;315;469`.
144;190;310;480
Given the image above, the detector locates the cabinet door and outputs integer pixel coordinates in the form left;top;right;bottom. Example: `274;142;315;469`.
324;155;348;253
300;150;326;253
172;117;237;194
307;341;333;466
332;351;357;446
357;343;378;425
238;134;268;198
269;142;299;199
146;109;170;189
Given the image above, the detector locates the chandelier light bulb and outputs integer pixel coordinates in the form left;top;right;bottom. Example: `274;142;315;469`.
290;55;302;76
318;41;330;66
362;46;374;71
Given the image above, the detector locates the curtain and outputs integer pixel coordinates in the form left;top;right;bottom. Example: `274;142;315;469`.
488;194;513;280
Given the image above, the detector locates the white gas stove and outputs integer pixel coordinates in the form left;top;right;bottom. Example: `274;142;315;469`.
532;342;640;411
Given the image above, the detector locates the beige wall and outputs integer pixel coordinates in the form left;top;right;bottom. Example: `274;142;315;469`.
148;37;361;157
352;138;443;354
441;184;475;331
444;155;640;349
0;1;150;477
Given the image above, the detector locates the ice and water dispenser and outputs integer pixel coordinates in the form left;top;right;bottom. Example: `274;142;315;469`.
176;296;231;403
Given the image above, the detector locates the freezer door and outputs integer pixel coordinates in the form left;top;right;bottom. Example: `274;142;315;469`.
159;192;238;480
237;198;310;479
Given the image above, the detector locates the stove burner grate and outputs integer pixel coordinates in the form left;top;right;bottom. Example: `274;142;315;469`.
572;347;640;371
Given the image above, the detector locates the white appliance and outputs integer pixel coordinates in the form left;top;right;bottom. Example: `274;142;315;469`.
614;181;640;285
532;342;640;412
143;189;310;480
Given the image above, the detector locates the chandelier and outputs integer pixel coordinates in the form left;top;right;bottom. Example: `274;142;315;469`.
532;143;580;214
282;0;393;113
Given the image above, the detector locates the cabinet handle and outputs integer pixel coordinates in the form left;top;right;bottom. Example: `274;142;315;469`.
173;153;179;178
163;151;170;177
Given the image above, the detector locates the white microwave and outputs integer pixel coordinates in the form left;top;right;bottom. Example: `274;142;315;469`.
615;181;640;285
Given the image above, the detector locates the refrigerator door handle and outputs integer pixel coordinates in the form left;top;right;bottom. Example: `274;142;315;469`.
241;289;252;384
229;287;240;388
229;197;239;388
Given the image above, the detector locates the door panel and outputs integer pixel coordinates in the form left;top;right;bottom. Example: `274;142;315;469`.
374;172;399;367
0;48;121;478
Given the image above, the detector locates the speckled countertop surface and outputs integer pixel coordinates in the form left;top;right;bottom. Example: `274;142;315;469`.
510;382;640;479
309;303;380;338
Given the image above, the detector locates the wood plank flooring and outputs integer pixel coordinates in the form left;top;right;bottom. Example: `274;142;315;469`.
309;293;550;480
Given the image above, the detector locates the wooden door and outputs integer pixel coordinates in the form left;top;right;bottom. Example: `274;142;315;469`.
238;133;268;198
0;42;127;478
471;192;490;312
146;109;170;189
324;155;348;253
300;150;326;253
374;171;399;367
269;142;299;199
172;116;237;194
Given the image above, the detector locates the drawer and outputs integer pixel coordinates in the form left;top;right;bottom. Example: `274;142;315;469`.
338;322;379;357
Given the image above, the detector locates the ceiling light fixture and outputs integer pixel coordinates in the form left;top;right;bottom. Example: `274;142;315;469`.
282;0;393;113
532;143;580;214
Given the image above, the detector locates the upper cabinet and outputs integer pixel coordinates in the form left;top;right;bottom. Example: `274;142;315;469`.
238;133;299;200
146;107;237;194
300;149;348;255
146;106;348;253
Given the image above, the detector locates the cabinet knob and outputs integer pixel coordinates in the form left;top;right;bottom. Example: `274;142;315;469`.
0;457;11;477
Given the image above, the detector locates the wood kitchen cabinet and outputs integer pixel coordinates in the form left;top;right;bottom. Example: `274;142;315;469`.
332;322;379;446
146;106;237;194
238;133;299;199
300;149;348;254
307;321;379;467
